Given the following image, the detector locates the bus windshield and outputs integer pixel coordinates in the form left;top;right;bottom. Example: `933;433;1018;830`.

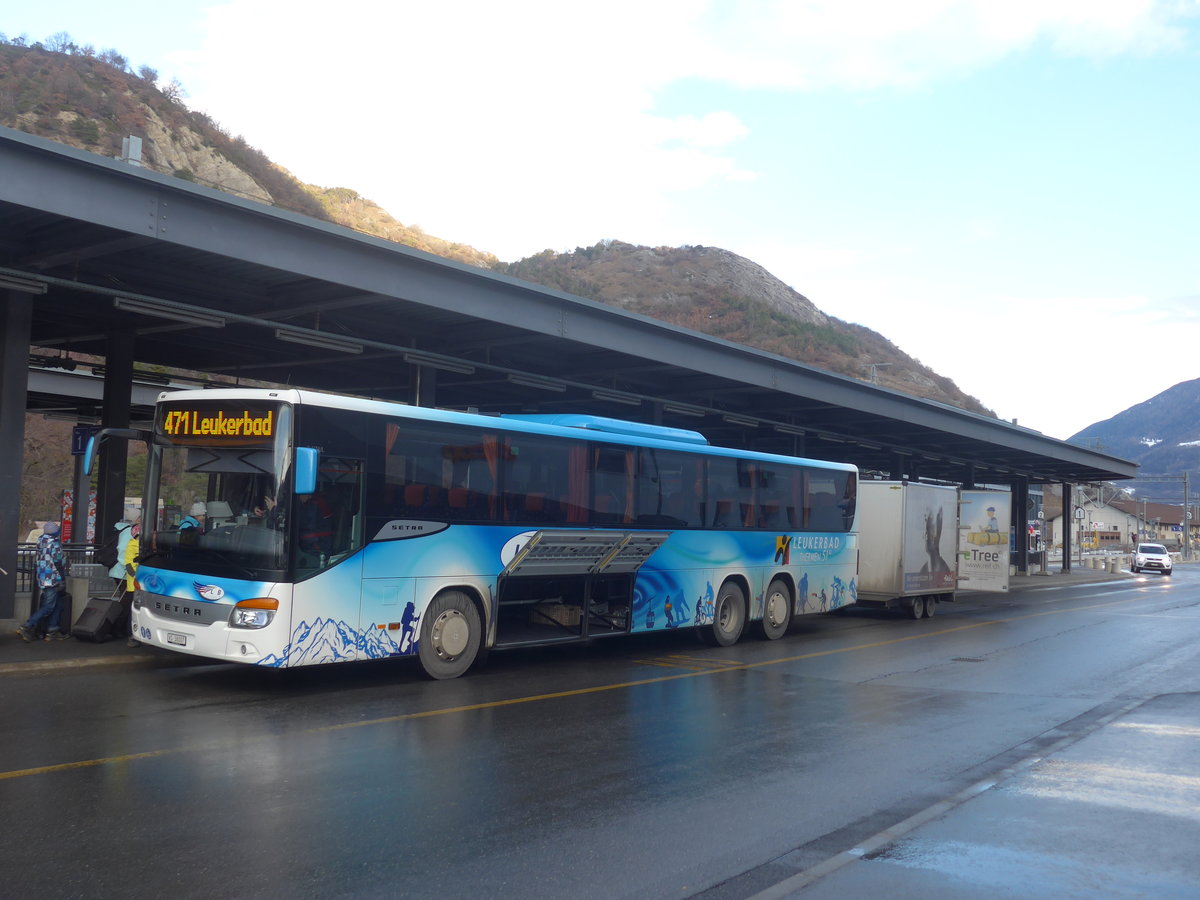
142;399;292;580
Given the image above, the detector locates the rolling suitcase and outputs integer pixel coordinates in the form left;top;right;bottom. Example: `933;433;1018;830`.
72;594;124;643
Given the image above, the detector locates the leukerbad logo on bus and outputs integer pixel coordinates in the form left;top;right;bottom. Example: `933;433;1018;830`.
161;406;276;445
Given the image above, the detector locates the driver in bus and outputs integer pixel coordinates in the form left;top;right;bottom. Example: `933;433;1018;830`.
254;494;279;523
298;492;335;557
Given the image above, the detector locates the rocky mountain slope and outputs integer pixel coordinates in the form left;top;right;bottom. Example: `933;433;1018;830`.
0;37;498;269
501;242;989;410
2;34;989;415
1069;379;1200;499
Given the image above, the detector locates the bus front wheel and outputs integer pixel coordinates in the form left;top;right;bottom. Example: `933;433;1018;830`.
418;590;482;680
703;582;746;647
756;578;792;640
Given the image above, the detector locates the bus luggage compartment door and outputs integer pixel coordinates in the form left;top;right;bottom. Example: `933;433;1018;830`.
496;530;669;647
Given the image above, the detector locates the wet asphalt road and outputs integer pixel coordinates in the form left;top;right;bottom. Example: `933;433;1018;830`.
2;567;1198;899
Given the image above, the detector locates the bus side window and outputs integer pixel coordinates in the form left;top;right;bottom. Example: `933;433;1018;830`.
839;471;857;530
404;483;427;514
711;495;736;527
810;493;837;531
759;496;783;529
662;491;691;525
447;486;480;519
675;463;705;528
591;445;632;525
327;483;359;554
524;492;545;519
707;457;743;530
738;461;757;528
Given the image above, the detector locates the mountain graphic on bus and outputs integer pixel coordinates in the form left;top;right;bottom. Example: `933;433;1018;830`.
258;617;405;667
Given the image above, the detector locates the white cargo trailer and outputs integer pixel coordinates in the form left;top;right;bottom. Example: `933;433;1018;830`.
855;480;960;618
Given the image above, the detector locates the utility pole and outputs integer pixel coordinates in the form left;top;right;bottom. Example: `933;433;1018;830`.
1185;471;1191;560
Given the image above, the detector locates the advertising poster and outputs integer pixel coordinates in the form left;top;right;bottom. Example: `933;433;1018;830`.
60;489;97;543
958;490;1010;592
901;484;958;592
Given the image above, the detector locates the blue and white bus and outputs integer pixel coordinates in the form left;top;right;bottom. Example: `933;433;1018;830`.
103;388;858;679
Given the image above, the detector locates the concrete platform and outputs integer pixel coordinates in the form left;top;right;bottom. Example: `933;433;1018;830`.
759;691;1200;899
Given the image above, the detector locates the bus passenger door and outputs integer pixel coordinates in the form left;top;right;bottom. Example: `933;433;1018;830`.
289;457;372;664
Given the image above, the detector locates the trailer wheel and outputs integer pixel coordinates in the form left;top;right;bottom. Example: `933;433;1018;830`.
703;581;746;646
923;596;936;618
909;597;924;620
417;590;481;680
756;578;792;640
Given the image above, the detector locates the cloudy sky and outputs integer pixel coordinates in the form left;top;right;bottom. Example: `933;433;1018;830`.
8;1;1199;441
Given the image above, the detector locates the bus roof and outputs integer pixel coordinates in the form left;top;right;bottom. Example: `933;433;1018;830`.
501;414;710;446
155;387;856;472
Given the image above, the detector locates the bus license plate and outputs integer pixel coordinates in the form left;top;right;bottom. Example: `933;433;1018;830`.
167;632;187;646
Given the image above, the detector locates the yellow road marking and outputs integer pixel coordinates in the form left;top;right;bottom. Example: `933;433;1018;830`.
629;653;745;671
630;659;712;670
666;653;744;666
0;592;1146;782
0;748;178;781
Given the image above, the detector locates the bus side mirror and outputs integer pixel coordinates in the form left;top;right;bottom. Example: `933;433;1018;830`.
83;428;152;475
295;447;318;495
83;436;98;477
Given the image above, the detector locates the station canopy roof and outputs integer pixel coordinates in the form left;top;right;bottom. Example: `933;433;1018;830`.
1;126;1136;487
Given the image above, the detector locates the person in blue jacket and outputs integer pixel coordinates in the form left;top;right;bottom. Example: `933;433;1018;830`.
17;522;69;641
108;517;138;589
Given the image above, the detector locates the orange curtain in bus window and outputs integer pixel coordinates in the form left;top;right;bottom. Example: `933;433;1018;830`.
623;450;635;524
741;463;757;527
482;435;501;519
787;468;803;530
567;446;588;523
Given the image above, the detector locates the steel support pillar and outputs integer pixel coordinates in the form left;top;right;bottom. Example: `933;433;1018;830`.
96;328;134;559
1012;476;1029;574
0;290;33;617
1061;482;1072;573
1184;471;1191;561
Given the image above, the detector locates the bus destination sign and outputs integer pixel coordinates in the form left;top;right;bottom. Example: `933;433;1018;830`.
159;403;279;445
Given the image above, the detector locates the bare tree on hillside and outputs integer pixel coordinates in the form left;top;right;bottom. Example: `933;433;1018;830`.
45;31;74;54
98;48;128;71
163;77;187;103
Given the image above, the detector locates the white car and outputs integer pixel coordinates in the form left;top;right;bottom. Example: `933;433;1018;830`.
1131;543;1173;576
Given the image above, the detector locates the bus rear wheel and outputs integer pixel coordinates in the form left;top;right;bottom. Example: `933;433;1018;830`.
756;578;792;640
703;582;746;647
418;590;482;680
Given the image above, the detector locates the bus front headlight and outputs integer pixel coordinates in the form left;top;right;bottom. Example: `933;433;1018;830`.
230;597;279;629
